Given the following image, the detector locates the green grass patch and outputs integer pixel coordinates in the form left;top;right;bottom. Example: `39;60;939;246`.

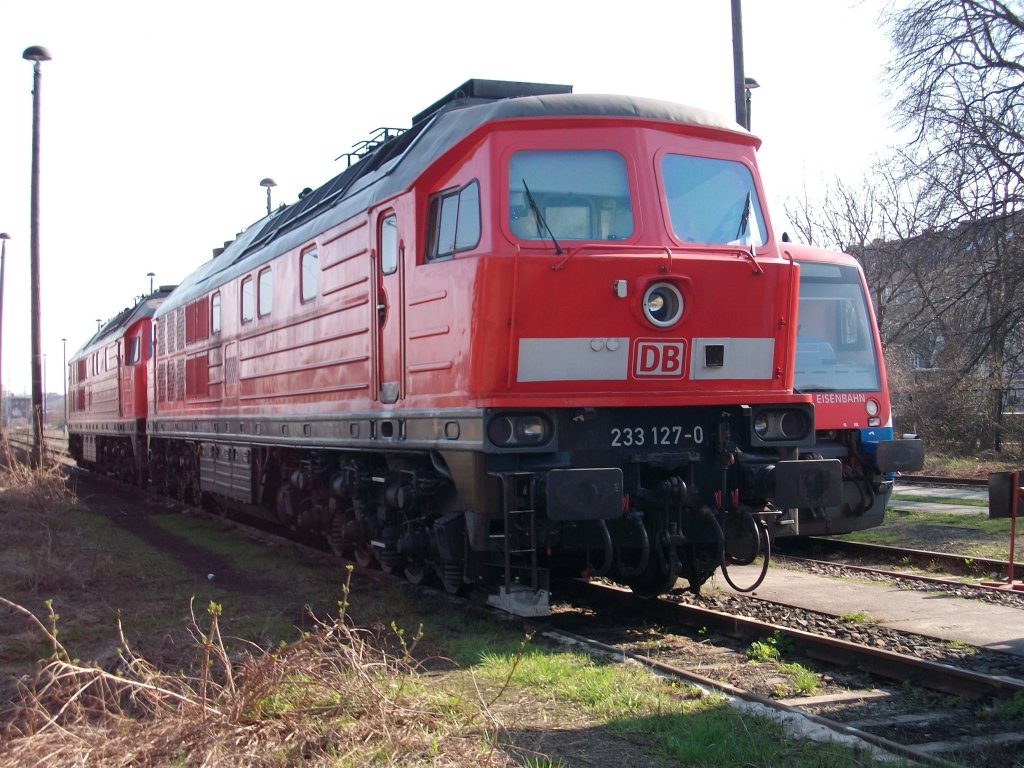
843;507;1023;560
616;708;867;766
150;511;272;560
922;454;1020;477
891;493;988;507
880;508;991;527
983;692;1024;720
839;611;872;623
481;646;701;716
746;632;791;663
747;637;781;663
475;641;865;765
744;634;819;696
781;661;819;694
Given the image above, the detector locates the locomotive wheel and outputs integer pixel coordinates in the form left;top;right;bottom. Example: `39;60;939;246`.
354;545;375;569
378;551;403;575
438;562;462;594
327;515;349;558
628;571;677;600
627;551;679;600
404;560;431;585
683;543;723;595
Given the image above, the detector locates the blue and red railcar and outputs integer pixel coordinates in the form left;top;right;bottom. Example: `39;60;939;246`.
790;245;923;535
69;80;847;614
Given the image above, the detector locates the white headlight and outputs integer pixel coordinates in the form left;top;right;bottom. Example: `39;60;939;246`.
642;282;684;327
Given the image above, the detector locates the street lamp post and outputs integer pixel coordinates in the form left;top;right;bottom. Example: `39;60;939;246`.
731;0;747;128
744;77;760;131
61;337;67;435
260;177;276;216
24;45;51;466
0;232;8;435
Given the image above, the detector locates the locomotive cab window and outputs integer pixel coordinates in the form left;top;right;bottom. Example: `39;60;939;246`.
127;336;141;365
381;215;398;275
241;276;254;324
509;150;633;242
258;267;273;318
426;180;480;261
211;292;222;334
300;247;318;302
661;154;767;246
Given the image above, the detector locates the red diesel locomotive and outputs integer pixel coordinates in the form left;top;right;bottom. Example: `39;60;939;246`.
69;80;843;615
67;286;175;483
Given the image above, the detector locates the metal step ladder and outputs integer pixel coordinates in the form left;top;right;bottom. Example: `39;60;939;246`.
487;472;550;617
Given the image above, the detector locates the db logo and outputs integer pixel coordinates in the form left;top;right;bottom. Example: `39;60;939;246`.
634;340;686;378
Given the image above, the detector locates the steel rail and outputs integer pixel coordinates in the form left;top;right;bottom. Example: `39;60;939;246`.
899;474;988;488
784;537;1024;583
776;553;1019;594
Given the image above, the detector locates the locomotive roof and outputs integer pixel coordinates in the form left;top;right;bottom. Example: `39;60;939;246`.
158;91;750;316
71;286;177;360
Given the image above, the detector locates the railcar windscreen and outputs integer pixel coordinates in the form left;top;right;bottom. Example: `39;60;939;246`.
794;261;881;392
509;150;633;242
661;154;767;246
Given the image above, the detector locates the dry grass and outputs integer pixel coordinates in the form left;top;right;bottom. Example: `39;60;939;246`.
0;569;523;767
0;452;529;766
0;447;82;595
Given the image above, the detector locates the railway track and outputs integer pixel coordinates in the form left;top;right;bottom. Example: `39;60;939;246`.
3;429;69;464
549;579;1024;767
899;474;989;488
778;537;1024;585
69;465;1024;766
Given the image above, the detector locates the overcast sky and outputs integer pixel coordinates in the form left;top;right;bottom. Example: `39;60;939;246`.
0;0;896;396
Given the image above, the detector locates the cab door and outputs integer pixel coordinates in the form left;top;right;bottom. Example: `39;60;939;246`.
376;212;404;404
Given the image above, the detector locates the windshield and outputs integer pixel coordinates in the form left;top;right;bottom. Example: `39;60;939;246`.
795;261;881;392
509;150;633;242
661;154;767;246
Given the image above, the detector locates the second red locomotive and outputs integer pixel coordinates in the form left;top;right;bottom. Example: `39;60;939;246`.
70;80;843;614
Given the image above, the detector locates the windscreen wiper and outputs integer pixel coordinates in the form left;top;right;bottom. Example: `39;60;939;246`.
735;192;763;274
736;192;753;242
522;179;563;255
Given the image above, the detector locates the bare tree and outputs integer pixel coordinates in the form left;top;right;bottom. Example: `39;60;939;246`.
887;0;1024;223
884;0;1024;452
784;2;1024;453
